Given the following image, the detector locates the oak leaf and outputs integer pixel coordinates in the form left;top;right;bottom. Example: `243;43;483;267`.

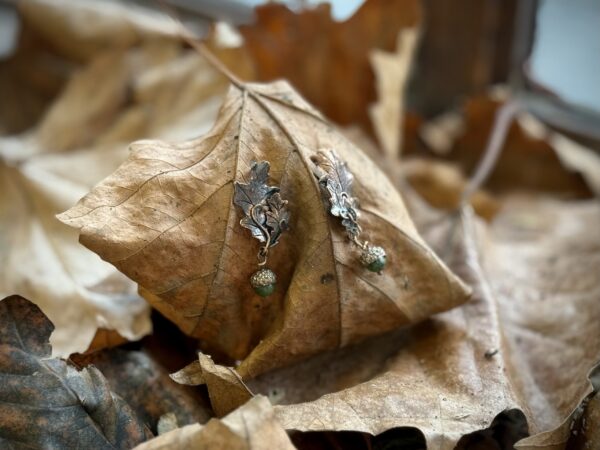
59;76;470;376
238;0;421;128
0;295;152;449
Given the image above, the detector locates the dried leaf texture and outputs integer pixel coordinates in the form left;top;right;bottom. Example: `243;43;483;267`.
60;79;470;376
238;195;600;449
0;296;152;449
132;396;295;450
1;0;252;356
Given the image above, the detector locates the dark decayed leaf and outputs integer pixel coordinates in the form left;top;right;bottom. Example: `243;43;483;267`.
0;295;152;449
72;348;212;434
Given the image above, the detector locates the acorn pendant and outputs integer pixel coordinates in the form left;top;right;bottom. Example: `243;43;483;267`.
250;268;277;297
233;161;289;297
360;245;387;273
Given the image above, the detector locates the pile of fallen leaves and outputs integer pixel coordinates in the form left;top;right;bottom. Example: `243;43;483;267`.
1;1;599;449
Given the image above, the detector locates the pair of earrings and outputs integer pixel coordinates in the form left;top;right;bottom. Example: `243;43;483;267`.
233;150;387;297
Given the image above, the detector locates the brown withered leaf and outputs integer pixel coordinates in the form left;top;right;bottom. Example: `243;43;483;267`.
72;348;212;433
59;75;470;376
204;194;599;449
0;295;152;449
401;157;500;221
171;352;253;417
238;0;421;128
132;396;295;450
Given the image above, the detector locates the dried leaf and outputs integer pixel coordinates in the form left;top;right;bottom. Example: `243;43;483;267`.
60;75;470;376
369;28;419;158
171;353;252;417
233;195;600;449
0;51;152;356
132;396;295;450
401;158;500;221
1;0;248;356
73;348;212;433
0;295;152;448
238;0;421;128
18;0;180;62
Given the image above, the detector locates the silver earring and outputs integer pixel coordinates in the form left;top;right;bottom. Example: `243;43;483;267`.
233;161;290;296
311;150;386;273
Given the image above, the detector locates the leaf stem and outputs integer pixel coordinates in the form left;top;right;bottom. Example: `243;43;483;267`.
156;0;245;88
460;99;520;207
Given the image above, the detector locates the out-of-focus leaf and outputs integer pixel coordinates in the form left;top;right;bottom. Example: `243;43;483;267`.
401;157;500;220
369;28;419;158
132;396;295;450
1;0;248;356
18;0;181;62
0;295;152;449
446;95;592;196
238;0;421;128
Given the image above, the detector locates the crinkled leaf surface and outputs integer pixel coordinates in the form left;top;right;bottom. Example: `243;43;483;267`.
224;194;598;450
132;396;294;450
59;78;470;376
0;295;152;449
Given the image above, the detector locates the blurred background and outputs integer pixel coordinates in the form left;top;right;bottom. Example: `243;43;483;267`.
1;0;599;136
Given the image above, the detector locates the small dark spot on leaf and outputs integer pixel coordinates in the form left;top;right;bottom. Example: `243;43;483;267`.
485;348;499;359
321;273;335;284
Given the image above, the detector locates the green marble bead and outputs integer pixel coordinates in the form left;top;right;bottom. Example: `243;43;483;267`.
366;254;386;273
253;283;276;297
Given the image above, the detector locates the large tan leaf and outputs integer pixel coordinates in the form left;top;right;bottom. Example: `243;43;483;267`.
220;194;599;449
59;75;470;376
132;396;295;450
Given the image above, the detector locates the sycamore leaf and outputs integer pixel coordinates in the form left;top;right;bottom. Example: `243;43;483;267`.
132;396;295;450
226;194;599;450
0;295;152;449
59;76;470;376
